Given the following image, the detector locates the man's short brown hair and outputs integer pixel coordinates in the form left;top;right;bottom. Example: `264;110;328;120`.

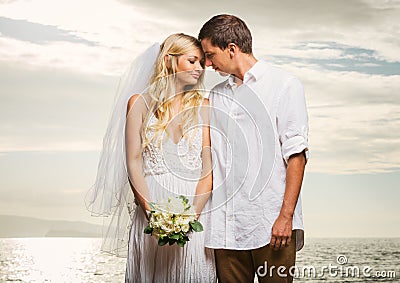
198;14;252;54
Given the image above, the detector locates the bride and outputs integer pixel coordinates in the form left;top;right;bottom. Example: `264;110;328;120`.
124;33;216;282
87;33;216;282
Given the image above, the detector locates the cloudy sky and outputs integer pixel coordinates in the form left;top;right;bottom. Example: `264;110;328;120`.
0;0;399;237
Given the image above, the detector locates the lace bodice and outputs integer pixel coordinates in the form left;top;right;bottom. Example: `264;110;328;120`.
142;115;203;180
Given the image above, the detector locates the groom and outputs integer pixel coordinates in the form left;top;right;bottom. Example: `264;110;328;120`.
199;15;309;282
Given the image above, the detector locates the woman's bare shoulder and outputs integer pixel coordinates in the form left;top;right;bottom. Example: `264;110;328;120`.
127;94;147;116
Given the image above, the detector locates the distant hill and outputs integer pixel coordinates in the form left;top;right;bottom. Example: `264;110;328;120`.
0;215;102;238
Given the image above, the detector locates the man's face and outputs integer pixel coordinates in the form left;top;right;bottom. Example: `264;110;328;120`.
201;38;232;75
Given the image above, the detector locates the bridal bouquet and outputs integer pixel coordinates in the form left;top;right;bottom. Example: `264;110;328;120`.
144;195;203;247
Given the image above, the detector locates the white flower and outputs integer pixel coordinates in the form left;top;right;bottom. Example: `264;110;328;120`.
174;225;181;233
145;196;203;247
160;211;173;224
160;223;172;234
181;224;190;233
150;220;160;229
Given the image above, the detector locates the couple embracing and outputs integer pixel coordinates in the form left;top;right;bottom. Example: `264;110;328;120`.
88;14;309;283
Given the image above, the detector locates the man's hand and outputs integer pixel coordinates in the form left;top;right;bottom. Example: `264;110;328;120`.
270;213;293;250
269;151;306;250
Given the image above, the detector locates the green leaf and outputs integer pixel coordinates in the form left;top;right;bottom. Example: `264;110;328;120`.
177;238;186;247
143;226;153;234
158;236;169;246
168;238;177;245
190;220;203;232
179;195;189;204
170;234;180;240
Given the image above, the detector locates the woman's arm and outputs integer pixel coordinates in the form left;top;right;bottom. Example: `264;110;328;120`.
125;94;151;216
193;99;213;218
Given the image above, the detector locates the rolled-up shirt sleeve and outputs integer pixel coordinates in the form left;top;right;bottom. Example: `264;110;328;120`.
277;77;309;164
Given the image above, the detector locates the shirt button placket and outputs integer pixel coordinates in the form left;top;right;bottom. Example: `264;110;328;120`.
226;90;236;247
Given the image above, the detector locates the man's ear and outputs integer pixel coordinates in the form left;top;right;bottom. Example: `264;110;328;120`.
227;43;238;59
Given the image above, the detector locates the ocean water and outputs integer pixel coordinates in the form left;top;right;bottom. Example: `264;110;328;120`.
0;237;399;282
0;238;126;282
294;238;399;283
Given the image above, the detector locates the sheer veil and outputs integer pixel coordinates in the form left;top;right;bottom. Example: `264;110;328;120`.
85;43;160;256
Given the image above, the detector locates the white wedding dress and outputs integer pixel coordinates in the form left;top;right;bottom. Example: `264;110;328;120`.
125;111;216;282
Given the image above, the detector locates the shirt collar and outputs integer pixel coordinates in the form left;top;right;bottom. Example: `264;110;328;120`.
224;60;268;89
226;75;236;88
244;59;267;83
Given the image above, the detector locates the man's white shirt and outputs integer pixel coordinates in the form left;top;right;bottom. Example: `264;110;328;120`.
205;60;309;251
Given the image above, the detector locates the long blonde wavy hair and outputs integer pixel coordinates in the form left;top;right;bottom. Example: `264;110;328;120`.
142;33;205;148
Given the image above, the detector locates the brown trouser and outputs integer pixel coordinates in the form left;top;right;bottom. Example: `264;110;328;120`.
215;232;296;283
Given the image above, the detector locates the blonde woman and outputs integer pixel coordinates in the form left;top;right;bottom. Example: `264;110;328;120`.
122;34;216;282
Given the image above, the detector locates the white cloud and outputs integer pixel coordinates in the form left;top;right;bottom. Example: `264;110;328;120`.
278;63;400;174
1;0;143;44
266;46;344;61
0;37;126;75
0;0;185;75
246;0;400;64
2;0;399;74
0;61;118;152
